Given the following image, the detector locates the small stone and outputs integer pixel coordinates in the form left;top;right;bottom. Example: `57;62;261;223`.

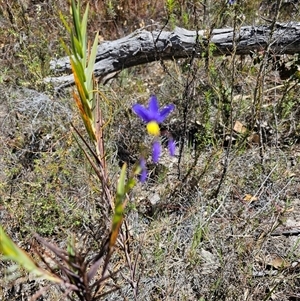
150;193;160;205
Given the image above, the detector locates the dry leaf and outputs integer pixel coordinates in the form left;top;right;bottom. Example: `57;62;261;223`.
248;133;260;144
285;206;294;213
266;254;290;269
283;170;296;178
243;194;258;202
199;248;220;275
234;121;247;133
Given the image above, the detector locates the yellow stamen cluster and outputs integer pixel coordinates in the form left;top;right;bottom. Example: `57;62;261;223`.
146;121;160;136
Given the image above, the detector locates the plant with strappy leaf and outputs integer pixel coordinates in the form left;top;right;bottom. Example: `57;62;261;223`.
0;1;142;300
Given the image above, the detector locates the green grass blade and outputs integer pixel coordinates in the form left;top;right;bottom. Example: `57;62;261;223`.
59;11;71;34
117;163;126;198
81;4;89;67
71;35;84;59
73;92;95;141
86;33;99;94
71;0;82;42
0;225;61;283
110;164;127;248
70;56;88;96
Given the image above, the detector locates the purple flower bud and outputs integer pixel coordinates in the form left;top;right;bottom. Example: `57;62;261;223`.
168;139;176;156
152;141;161;163
139;158;147;183
140;168;147;183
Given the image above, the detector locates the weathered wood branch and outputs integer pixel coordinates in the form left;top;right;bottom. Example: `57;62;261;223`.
46;22;300;87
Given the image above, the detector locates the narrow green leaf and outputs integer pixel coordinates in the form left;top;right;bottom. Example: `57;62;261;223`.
81;4;89;41
133;163;142;176
60;38;71;57
126;178;136;191
71;35;84;59
0;225;61;283
70;56;82;79
117;163;127;198
71;0;82;42
81;4;89;67
86;33;99;95
73;80;93;122
59;11;71;34
73;92;95;141
70;56;88;96
67;236;75;257
109;164;127;248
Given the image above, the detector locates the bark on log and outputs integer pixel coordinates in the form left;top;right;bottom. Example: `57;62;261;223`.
46;22;300;88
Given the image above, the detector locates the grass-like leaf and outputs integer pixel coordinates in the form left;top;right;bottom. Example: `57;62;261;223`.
110;164;128;249
86;33;99;97
71;34;84;60
70;55;86;86
0;225;61;283
81;3;89;63
59;11;71;34
70;58;92;117
73;92;96;141
71;0;82;43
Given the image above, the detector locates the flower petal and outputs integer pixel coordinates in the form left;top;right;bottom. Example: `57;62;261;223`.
152;141;161;163
148;95;160;119
140;169;147;183
139;158;147;182
132;104;151;123
158;104;175;123
168;139;176;156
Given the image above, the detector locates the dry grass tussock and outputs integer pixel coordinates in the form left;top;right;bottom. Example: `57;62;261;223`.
1;0;300;300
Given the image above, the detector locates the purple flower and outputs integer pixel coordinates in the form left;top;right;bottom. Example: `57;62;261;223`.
133;95;176;182
132;95;174;124
152;141;161;163
132;95;174;136
228;0;235;4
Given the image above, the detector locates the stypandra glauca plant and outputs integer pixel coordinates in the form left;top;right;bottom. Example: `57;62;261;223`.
0;1;176;300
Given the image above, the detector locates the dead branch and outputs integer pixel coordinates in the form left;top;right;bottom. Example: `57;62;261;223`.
46;22;300;88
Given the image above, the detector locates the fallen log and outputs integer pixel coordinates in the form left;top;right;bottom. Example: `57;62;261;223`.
46;22;300;88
